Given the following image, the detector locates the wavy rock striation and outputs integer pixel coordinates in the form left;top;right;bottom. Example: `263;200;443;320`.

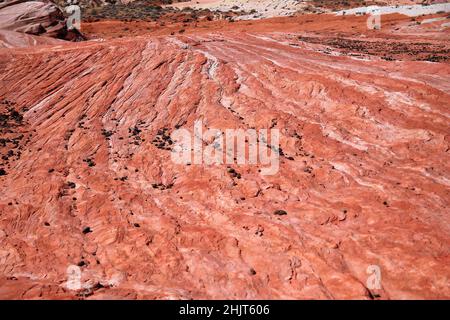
0;30;449;299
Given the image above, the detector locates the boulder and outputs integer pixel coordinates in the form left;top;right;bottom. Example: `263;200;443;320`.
0;0;84;40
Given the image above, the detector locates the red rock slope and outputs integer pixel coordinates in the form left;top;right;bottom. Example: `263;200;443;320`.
0;29;449;299
0;0;67;36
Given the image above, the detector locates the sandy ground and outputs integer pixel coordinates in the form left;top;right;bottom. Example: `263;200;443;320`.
168;0;308;19
167;0;450;19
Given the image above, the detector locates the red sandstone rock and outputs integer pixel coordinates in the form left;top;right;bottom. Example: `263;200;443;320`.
0;13;449;300
0;0;84;41
0;29;63;48
0;1;65;35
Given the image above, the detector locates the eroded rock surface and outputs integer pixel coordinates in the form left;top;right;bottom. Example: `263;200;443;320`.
0;0;84;41
0;1;65;36
0;29;63;48
0;25;449;299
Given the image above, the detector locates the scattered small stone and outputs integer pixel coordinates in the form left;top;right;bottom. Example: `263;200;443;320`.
101;129;113;139
274;210;288;216
151;182;173;190
82;227;92;234
255;225;264;236
152;128;173;150
84;158;96;167
67;181;76;189
249;268;257;275
303;166;313;173
227;167;241;179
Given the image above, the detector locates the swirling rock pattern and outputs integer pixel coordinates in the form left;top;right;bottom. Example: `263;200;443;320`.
0;27;449;299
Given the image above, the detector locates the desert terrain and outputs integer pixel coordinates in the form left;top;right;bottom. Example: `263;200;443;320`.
0;0;449;299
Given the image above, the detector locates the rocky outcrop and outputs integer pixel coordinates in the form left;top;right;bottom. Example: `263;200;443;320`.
0;21;449;299
0;29;63;48
0;1;65;36
0;0;84;41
